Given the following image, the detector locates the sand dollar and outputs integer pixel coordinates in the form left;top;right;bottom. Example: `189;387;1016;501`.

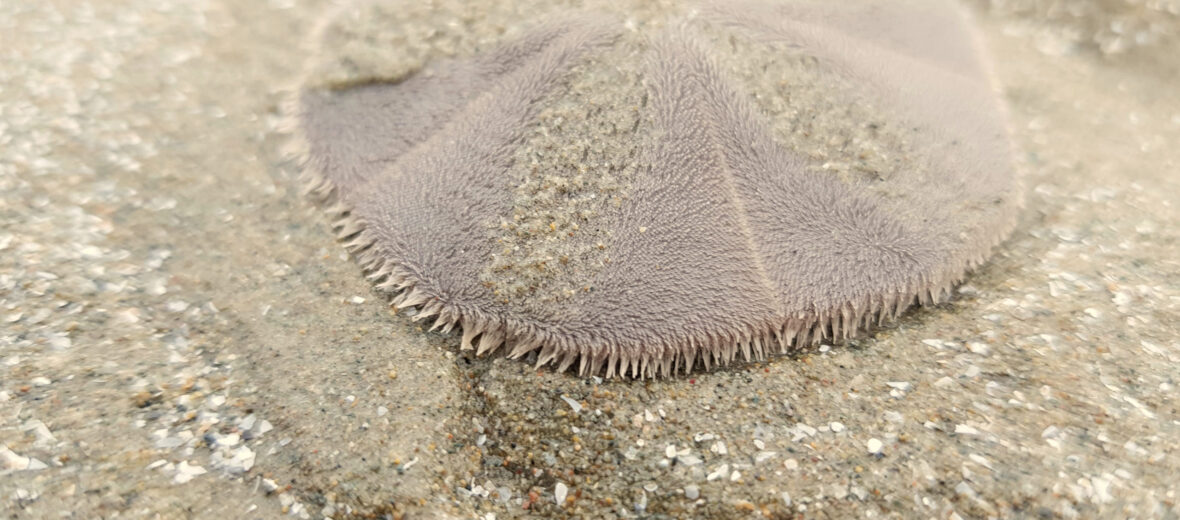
287;0;1021;378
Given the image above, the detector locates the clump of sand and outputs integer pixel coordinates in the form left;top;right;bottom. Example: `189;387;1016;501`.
481;36;653;309
309;0;683;89
710;32;922;187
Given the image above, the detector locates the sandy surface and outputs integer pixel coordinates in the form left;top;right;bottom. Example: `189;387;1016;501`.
2;1;1178;519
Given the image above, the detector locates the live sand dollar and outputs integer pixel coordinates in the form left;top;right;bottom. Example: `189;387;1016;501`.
284;0;1020;378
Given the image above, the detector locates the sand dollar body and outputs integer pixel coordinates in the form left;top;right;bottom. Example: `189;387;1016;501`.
289;0;1020;378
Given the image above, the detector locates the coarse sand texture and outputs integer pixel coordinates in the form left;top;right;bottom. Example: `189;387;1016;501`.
286;0;1021;378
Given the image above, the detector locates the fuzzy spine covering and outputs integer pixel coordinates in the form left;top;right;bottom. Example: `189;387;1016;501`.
280;121;1017;379
276;4;1021;379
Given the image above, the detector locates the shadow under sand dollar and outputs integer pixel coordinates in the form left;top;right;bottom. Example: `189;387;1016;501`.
227;271;478;514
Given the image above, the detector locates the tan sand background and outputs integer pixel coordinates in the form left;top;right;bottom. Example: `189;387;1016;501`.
2;0;1178;518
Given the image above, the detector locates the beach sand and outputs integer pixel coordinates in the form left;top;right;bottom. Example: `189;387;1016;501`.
2;1;1178;518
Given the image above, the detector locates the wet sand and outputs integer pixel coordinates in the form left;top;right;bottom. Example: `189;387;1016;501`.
2;1;1178;518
